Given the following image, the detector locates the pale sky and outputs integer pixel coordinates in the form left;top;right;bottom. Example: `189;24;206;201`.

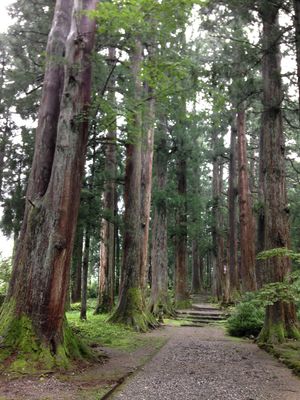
0;0;13;33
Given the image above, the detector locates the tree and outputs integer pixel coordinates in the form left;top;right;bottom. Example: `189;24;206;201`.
258;0;300;344
149;118;172;316
0;0;98;367
237;108;257;292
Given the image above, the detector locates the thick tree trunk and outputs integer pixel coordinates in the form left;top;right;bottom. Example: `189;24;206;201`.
294;0;300;113
149;127;172;316
95;48;117;314
175;137;189;307
109;40;156;331
258;2;300;344
0;0;97;369
237;109;257;292
71;225;83;303
140;85;155;293
80;228;90;320
228;118;239;297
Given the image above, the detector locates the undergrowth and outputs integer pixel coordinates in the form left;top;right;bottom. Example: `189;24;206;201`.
226;294;264;337
67;310;151;351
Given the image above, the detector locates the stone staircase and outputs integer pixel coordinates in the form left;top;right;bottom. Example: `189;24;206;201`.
175;296;229;327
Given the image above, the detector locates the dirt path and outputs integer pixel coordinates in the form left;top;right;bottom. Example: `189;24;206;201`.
111;325;300;400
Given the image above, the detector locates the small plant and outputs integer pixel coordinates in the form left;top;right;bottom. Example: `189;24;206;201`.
227;295;265;337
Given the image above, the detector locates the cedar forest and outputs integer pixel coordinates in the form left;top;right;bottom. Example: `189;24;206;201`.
1;0;300;388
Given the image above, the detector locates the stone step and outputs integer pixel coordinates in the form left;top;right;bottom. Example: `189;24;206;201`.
176;317;227;324
176;314;226;321
192;305;222;312
176;310;226;318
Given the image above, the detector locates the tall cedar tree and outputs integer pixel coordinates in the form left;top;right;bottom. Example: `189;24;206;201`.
237;108;257;292
149;120;172;316
258;1;300;344
95;48;117;313
0;0;97;367
228;117;239;297
294;0;300;113
109;40;156;331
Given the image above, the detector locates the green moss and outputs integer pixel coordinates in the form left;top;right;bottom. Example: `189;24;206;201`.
108;288;158;332
258;322;286;345
0;301;91;373
67;309;153;351
175;299;192;310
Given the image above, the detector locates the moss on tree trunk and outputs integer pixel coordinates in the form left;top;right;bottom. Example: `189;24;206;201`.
108;288;157;332
0;301;89;372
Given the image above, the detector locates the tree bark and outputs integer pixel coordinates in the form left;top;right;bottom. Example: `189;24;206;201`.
211;132;226;301
0;0;97;368
149;125;172;316
95;48;117;314
191;240;202;294
80;228;90;320
109;40;156;331
258;2;300;344
140;84;155;293
228;118;239;297
237;108;257;292
174;136;189;307
294;0;300;114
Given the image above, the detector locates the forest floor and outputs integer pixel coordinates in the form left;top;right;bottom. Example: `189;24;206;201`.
1;311;300;399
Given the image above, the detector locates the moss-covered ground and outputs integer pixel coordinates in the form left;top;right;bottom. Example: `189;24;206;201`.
0;300;169;399
262;340;300;376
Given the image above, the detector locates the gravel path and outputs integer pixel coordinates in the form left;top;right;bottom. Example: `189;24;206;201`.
112;326;300;400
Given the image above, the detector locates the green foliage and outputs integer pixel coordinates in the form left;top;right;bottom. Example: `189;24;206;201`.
227;295;265;337
0;256;11;295
67;309;150;351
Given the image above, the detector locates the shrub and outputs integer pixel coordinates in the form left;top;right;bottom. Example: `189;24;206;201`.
227;299;264;337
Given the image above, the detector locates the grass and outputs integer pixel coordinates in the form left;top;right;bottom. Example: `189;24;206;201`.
67;310;151;351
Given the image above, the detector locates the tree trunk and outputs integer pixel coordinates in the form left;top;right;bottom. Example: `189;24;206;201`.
237;108;257;292
294;0;300;114
95;48;117;314
71;225;83;303
191;240;202;294
0;0;97;369
108;40;156;331
140;84;155;293
211;132;226;301
258;2;300;344
149;126;172;316
228;117;239;298
80;228;90;320
174;137;189;307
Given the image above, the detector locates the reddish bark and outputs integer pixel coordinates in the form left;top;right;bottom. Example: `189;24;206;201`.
109;40;155;330
228;118;239;296
294;0;300;113
1;0;98;355
237;109;257;292
96;48;117;313
149;127;170;315
258;2;299;343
